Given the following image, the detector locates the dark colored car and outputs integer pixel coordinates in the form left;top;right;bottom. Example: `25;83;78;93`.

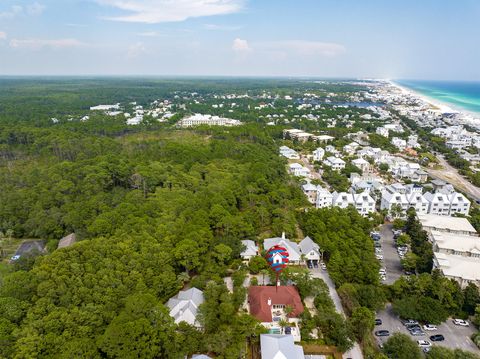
375;318;382;326
430;334;445;342
375;330;390;337
284;327;292;335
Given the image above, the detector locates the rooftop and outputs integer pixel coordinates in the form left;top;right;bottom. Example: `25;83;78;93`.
248;286;304;323
418;214;477;234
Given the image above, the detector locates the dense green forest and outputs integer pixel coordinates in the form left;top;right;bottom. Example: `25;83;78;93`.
0;116;307;357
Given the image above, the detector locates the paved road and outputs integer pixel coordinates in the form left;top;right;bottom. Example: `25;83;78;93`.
310;268;364;359
379;224;403;285
375;304;480;355
425;155;480;202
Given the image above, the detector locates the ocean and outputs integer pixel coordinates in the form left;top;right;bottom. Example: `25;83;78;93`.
395;80;480;116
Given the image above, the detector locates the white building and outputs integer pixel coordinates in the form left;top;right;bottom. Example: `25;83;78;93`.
240;240;259;262
434;252;480;289
260;334;305;359
324;156;346;171
343;142;360;156
352;158;370;173
288;163;310;177
263;233;302;265
316;187;333;209
299;236;321;264
376;127;389;138
177;114;241;127
353;191;376;215
167;288;204;328
419;214;477;235
332;192;355;209
391;137;407;151
312;147;325;162
279;146;300;160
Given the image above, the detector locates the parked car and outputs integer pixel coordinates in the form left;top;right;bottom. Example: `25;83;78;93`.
284;327;292;335
320;262;327;270
423;324;437;331
375;330;390;337
375;254;384;260
417;340;432;348
374;242;381;248
10;255;20;261
430;334;445;342
313;261;319;268
453;319;469;327
406;324;421;331
375;318;382;326
307;262;313;269
402;319;419;326
410;329;425;336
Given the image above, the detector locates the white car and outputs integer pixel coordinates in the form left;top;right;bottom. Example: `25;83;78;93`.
417;340;432;348
423;324;437;331
379;268;386;274
453;319;469;327
376;254;384;260
320;262;327;270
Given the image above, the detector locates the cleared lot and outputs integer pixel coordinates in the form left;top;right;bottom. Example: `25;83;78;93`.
378;224;403;285
375;304;480;355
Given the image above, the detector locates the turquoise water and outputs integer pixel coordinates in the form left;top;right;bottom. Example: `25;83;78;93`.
395;80;480;116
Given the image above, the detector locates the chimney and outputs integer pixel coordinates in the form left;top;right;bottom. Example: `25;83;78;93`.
281;232;285;240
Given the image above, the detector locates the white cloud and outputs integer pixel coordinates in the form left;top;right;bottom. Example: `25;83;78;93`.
0;3;45;18
259;40;346;57
232;38;250;52
127;42;147;58
97;0;245;24
137;31;160;37
0;5;23;18
204;23;242;31
9;38;84;50
26;2;45;16
0;32;7;40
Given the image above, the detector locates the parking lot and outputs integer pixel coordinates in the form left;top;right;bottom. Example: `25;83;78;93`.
378;224;403;285
375;304;480;354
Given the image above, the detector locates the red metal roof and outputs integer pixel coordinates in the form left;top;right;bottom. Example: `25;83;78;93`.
248;286;304;322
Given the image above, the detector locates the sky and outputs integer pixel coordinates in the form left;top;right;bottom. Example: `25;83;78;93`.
0;0;480;79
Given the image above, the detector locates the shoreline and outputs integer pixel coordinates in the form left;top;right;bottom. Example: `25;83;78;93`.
388;80;480;126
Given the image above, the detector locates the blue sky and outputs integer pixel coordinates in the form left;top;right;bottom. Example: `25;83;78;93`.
0;0;479;79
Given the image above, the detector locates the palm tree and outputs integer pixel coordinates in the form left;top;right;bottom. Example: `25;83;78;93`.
279;319;288;334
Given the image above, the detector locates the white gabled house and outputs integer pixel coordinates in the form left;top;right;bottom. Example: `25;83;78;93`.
324;156;346;171
351;158;370;173
263;233;302;265
448;192;471;216
288;163;310;177
312;147;325;162
299;236;321;264
240;240;259;262
167;288;204;328
353;191;376;215
425;192;451;216
316;187;333;208
332;192;355;209
279;146;300;160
